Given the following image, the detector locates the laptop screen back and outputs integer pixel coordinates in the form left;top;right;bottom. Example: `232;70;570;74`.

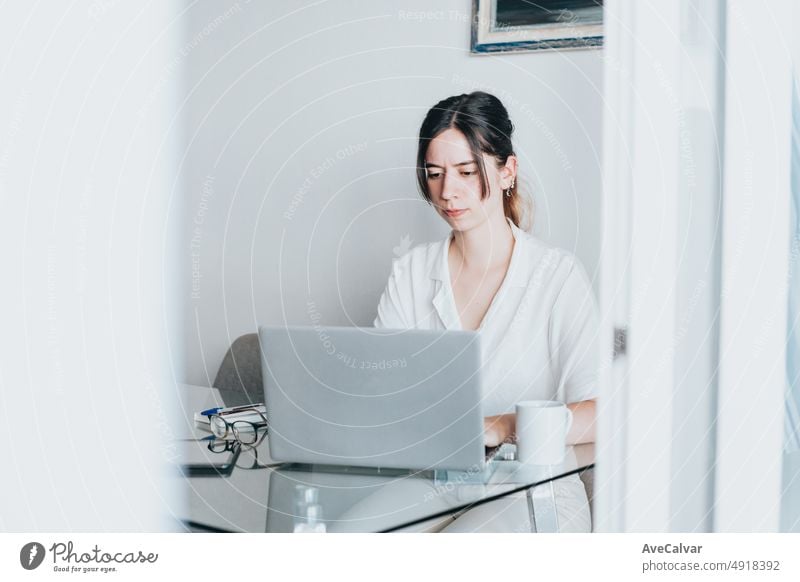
259;326;484;471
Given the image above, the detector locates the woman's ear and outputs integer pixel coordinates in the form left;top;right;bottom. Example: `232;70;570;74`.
501;155;518;188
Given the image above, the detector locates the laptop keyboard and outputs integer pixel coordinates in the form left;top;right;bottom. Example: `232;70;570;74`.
434;443;517;485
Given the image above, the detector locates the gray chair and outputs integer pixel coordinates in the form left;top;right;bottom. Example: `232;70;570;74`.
213;333;264;407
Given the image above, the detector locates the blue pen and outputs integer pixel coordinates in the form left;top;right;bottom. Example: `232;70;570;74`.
200;404;264;417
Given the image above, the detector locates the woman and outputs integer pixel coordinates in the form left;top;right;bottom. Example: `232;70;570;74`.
373;91;599;532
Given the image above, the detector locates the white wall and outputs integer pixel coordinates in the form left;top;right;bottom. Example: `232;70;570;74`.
180;0;604;386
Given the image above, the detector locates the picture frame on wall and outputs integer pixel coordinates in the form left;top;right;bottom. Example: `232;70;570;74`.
471;0;603;54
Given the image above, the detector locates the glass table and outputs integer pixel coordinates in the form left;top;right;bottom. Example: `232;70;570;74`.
174;384;595;533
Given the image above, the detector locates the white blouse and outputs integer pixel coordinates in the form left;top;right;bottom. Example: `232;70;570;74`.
373;220;600;416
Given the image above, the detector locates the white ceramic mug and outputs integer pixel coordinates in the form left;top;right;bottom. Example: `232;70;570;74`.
515;400;573;465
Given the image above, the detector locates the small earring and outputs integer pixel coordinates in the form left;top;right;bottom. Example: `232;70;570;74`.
505;178;515;197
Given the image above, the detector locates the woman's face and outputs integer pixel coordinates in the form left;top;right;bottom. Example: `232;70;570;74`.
424;128;512;232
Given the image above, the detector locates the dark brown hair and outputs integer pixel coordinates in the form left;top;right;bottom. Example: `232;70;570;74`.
416;91;528;228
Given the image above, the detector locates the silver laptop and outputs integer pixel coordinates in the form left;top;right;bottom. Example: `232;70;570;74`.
259;325;485;471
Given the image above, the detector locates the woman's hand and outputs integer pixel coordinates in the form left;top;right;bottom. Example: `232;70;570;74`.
483;413;516;447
